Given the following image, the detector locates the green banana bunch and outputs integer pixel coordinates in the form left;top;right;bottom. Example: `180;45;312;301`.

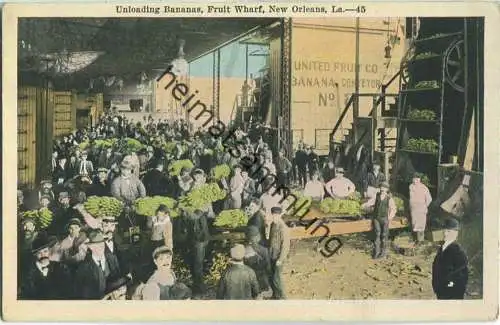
210;164;231;181
135;196;179;218
84;196;124;218
168;159;195;177
204;252;230;286
320;198;362;216
21;208;54;230
214;209;249;228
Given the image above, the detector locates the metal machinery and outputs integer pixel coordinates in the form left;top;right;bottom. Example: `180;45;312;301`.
393;17;483;199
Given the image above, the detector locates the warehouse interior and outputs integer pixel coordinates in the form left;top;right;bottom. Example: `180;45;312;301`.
16;17;485;299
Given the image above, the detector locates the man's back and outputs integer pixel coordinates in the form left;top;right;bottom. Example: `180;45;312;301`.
216;263;259;300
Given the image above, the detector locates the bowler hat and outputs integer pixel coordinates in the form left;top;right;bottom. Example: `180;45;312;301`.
270;206;282;214
104;276;131;296
230;244;245;261
31;232;57;253
444;218;460;231
97;167;108;173
87;230;106;244
59;191;70;199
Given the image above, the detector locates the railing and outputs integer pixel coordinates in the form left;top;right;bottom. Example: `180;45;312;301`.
329;68;403;146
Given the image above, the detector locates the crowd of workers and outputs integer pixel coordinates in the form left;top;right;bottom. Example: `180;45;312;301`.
17;111;469;301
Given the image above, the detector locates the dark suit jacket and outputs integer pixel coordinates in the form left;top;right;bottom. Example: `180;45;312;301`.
19;261;73;300
367;172;386;189
216;263;260;300
142;169;169;196
432;242;469;299
74;252;107;300
244;243;272;292
247;212;267;245
98;153;116;170
104;240;128;280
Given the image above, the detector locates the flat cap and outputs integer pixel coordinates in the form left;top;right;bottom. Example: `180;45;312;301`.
230;244;245;261
444;218;460;231
152;245;172;259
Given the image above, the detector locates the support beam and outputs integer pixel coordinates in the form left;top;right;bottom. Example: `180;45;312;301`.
212;49;221;123
353;18;360;142
279;17;292;158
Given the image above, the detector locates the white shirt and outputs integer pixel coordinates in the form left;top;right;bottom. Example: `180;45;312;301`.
93;255;107;271
105;240;114;253
325;176;356;199
304;180;325;199
36;261;49;277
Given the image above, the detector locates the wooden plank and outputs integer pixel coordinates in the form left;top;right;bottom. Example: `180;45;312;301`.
289;217;408;239
17;86;37;188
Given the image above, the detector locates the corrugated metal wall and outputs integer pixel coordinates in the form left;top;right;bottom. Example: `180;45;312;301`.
53;91;75;137
18;87;38;188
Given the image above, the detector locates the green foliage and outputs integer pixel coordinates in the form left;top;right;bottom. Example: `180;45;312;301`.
405;138;439;153
414;80;440;89
214;209;249;228
407;109;436;121
211;164;231;181
123;138;145;153
168;159;195;177
21;208;54;230
319;198;362;216
287;193;313;216
177;183;226;212
135;196;179;218
172;254;192;284
392;196;405;212
84;196;124;218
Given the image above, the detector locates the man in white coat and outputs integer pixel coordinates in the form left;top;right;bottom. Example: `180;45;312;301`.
409;174;432;243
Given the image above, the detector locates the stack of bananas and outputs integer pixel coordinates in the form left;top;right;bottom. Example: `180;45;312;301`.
319;198;362;216
134;196;180;218
168;159;195;177
84;196;124;218
21;208;54;230
213;209;248;228
210;164;231;181
177;183;226;212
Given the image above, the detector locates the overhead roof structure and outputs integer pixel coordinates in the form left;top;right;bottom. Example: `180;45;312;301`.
18;17;280;88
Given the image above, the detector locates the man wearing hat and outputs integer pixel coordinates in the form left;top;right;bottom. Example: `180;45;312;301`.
19;232;73;299
432;218;469;299
361;182;397;259
102;276;131;300
74;230;114;299
267;206;290;300
102;215;129;282
38;179;55;203
365;164;386;199
98;147;117;170
50;218;87;265
141;246;191;300
77;151;94;178
110;157;146;205
244;226;272;296
88;167;111;197
216;244;260;300
325;167;356;199
48;191;76;236
409;173;433;244
19;217;39;274
142;159;169;196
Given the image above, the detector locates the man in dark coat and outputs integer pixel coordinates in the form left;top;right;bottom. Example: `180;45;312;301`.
294;144;308;188
243;226;272;295
102;215;129;281
267;207;291;300
432;218;469;299
142;160;169;196
246;199;267;246
186;209;210;295
48;191;76;237
88;168;111;197
74;230;111;299
216;244;260;300
19;232;73;300
305;146;319;180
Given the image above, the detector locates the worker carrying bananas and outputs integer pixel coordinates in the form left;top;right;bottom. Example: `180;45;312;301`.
361;182;397;259
409;173;432;244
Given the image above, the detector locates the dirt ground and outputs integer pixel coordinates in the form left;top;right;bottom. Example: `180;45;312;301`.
280;235;483;300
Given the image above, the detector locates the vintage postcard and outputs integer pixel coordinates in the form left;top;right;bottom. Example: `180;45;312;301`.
2;1;499;322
